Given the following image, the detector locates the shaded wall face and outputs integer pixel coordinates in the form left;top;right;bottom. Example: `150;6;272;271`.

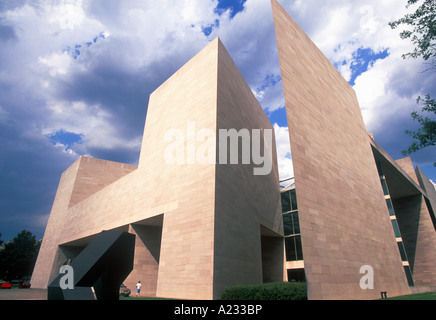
271;0;410;299
416;167;436;230
213;39;283;299
392;195;421;272
124;224;162;297
387;157;436;287
261;235;284;283
394;195;436;287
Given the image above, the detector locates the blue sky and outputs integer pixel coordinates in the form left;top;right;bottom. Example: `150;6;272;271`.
215;0;247;18
48;130;83;151
269;46;391;127
0;0;434;241
342;47;390;86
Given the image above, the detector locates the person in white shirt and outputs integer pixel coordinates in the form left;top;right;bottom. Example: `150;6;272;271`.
136;281;141;297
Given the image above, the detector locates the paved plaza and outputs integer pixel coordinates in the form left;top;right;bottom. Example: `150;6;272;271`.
0;289;47;300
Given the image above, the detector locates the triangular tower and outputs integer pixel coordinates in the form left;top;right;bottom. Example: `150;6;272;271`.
271;0;410;299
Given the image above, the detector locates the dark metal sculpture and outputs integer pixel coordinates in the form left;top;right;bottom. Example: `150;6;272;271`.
48;230;135;300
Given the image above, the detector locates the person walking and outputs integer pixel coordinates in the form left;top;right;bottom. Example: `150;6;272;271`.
136;281;141;297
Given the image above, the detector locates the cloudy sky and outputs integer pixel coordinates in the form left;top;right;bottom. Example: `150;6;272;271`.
0;0;435;241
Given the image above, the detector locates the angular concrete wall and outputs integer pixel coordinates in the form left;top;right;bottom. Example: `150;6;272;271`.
394;194;436;287
412;167;436;287
213;39;283;298
416;167;436;228
138;38;220;299
271;0;410;299
374;152;436;289
32;38;283;300
31;157;137;288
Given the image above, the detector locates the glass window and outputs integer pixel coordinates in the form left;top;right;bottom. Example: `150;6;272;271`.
295;235;303;260
391;219;401;238
285;237;294;261
397;242;408;261
283;212;300;236
290;189;298;211
381;179;389;196
287;269;306;282
281;191;291;213
285;235;303;261
283;213;293;236
386;199;395;216
403;266;414;286
292;212;300;234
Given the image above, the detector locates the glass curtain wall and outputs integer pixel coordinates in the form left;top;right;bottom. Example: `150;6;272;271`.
281;189;303;262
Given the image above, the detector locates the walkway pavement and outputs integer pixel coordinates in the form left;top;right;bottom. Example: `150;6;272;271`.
0;288;47;300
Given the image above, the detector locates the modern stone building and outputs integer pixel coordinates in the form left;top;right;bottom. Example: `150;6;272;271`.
31;0;436;300
31;36;284;300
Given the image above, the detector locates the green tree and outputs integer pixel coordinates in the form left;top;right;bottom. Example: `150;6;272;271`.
389;0;436;68
389;0;436;164
0;230;40;280
402;94;436;165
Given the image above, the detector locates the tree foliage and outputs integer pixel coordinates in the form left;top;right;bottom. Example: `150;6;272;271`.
0;230;40;280
390;0;436;163
389;0;436;68
402;94;436;165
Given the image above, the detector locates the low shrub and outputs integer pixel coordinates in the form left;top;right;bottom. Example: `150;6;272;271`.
220;282;307;300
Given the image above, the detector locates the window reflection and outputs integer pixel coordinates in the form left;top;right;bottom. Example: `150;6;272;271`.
281;188;302;262
281;189;298;213
281;191;290;213
285;236;303;261
386;198;395;216
290;189;298;210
